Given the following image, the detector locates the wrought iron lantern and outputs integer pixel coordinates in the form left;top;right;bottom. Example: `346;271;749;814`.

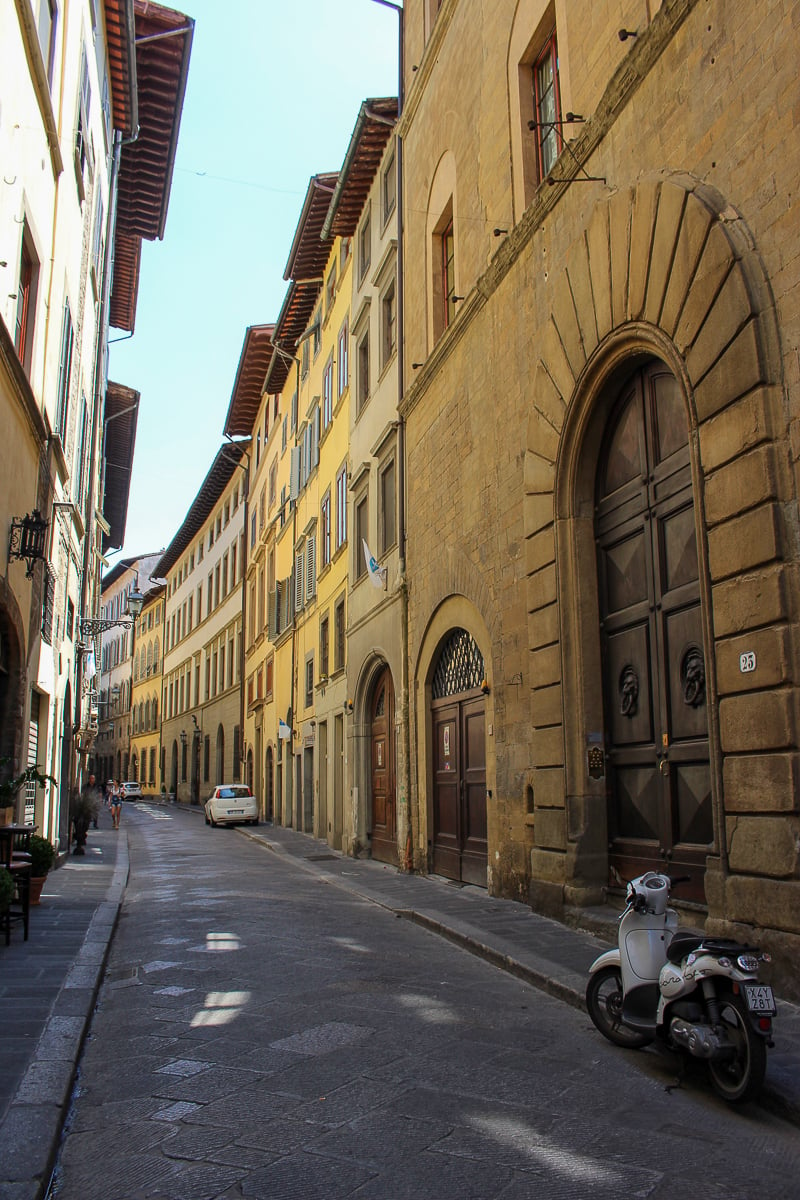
8;509;49;577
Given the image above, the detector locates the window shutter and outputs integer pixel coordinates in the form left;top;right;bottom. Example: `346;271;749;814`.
306;534;316;599
295;550;304;612
312;407;320;468
41;567;56;644
290;447;301;500
267;588;276;638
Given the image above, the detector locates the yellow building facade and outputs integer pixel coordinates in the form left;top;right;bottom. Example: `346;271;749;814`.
156;449;246;807
129;585;165;795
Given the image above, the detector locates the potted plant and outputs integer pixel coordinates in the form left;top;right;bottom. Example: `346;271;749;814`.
27;834;56;904
0;867;13;915
0;759;55;825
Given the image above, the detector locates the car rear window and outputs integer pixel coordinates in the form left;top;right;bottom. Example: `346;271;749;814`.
217;787;251;799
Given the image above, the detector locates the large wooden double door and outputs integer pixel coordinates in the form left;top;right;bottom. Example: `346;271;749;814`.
595;363;712;902
370;667;397;865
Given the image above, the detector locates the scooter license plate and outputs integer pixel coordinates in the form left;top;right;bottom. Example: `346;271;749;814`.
744;984;776;1015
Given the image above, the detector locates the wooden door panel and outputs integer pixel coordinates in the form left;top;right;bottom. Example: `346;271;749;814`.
371;668;397;865
462;703;487;884
597;363;711;898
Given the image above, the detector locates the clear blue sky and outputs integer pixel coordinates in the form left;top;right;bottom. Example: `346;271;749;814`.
110;0;399;563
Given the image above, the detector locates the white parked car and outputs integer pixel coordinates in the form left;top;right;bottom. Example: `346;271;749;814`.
120;781;142;800
204;784;258;827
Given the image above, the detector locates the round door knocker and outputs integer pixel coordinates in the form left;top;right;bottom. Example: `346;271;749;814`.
681;645;706;708
619;665;639;718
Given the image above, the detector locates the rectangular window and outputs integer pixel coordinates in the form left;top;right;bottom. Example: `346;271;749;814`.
74;395;89;507
15;227;38;374
442;220;456;330
325;266;337;315
306;533;316;600
233;726;241;780
380;458;396;554
533;31;561;180
305;655;314;708
301;336;310;379
356;327;370;413
259;485;266;532
319;614;329;680
266;654;274;699
322;355;334;429
382;149;396;224
295;548;305;613
268;458;278;508
291;390;298;433
381;280;397;367
320;491;331;569
36;0;58;86
56;301;74;439
282;414;288;452
355;495;368;580
358;208;371;282
335;466;347;550
91;190;104;288
337;319;349;398
334;595;346;673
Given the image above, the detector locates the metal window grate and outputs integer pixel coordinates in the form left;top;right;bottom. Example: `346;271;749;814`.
432;628;484;699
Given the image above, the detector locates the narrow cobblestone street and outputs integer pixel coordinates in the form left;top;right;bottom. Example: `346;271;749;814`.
47;804;800;1200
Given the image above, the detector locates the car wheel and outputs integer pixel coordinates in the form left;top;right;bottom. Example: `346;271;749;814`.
204;812;210;825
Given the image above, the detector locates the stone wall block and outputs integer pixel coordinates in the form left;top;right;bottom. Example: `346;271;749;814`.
711;564;789;638
530;410;560;464
539;318;576;405
719;689;797;753
528;599;559;648
526;562;557;611
725;876;800;936
531;363;567;432
715;626;794;695
608;186;633;329
707;504;780;581
531;847;566;883
523;492;554;537
704;444;778;528
693;321;765;422
686;267;756;385
550;280;585;381
532;682;562;727
673;222;735;351
566;234;599;360
726;815;799;877
533;724;565;768
529;642;561;688
531;767;565;809
723;752;799;814
532;806;567;851
698;389;775;474
523;451;555;495
660;192;714;337
525;525;556;576
627;180;660;319
586;201;613;340
644;182;686;325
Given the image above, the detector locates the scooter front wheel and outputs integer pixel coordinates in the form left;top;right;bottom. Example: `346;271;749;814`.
707;991;767;1104
586;966;653;1049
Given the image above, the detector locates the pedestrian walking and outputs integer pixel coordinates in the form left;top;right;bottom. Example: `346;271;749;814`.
109;780;122;830
73;773;100;854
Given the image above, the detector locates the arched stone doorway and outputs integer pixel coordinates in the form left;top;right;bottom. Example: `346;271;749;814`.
369;665;397;865
595;360;711;900
246;747;254;796
430;628;487;885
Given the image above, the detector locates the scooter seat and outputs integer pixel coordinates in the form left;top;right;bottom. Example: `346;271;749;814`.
665;929;706;965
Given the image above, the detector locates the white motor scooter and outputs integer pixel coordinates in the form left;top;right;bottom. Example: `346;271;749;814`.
586;872;776;1103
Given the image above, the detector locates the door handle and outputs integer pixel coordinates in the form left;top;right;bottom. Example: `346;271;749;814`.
658;758;669;776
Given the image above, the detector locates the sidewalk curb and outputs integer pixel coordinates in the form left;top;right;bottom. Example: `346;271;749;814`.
0;837;130;1200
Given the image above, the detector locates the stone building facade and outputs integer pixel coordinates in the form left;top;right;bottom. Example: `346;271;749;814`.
399;0;800;991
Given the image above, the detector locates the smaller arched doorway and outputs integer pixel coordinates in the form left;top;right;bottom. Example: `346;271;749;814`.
170;742;178;795
430;628;487;885
216;725;225;785
246;748;254;796
264;746;274;821
370;666;396;865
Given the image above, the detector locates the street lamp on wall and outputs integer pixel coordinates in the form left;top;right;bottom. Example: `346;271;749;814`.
80;584;144;638
8;509;49;577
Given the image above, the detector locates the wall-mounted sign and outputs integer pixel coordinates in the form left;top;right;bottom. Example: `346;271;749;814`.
740;651;756;674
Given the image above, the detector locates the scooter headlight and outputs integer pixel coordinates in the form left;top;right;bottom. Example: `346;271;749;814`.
737;954;759;973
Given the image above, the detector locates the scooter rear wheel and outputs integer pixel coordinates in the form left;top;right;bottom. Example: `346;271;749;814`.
586;966;653;1049
707;991;767;1104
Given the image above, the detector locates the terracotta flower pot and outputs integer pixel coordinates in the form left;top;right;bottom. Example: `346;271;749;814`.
29;875;47;905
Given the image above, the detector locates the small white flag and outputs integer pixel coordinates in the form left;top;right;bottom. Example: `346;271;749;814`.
278;719;292;740
84;649;96;681
362;540;387;590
